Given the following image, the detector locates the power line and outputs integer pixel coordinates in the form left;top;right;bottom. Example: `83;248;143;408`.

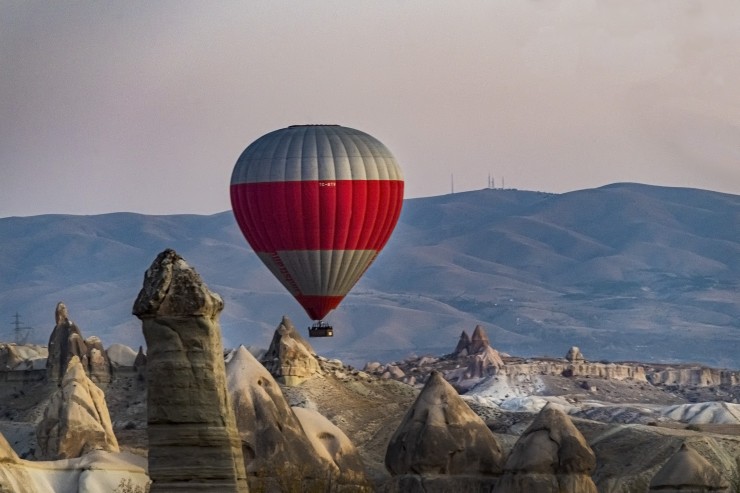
11;313;33;345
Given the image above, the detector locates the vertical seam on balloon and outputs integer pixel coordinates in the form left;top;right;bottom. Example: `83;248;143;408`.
319;127;341;293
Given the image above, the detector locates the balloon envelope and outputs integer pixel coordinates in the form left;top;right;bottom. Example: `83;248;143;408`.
230;125;404;320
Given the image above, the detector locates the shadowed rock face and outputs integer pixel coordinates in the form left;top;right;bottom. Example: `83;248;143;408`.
36;356;119;460
46;302;111;385
385;371;505;477
47;302;88;382
132;249;247;493
260;316;321;386
453;330;471;357
649;443;729;492
497;404;597;493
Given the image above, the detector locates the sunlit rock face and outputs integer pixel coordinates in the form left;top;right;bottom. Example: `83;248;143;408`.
292;406;370;489
497;404;597;493
383;371;504;491
132;249;247;493
226;345;371;491
36;356;119;460
0;432;38;493
260;316;321;386
226;346;327;482
1;431;148;493
648;443;729;493
46;302;111;385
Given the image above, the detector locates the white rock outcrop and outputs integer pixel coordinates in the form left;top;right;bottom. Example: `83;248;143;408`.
1;431;148;493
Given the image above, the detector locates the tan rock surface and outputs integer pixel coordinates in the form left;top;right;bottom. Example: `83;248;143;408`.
260;316;321;386
36;356;119;460
497;404;597;493
566;346;585;362
385;371;504;476
279;357;418;485
466;345;505;379
225;345;329;485
293;406;370;488
132;249;247;492
0;432;39;493
46;302;111;385
469;324;491;354
649;443;729;492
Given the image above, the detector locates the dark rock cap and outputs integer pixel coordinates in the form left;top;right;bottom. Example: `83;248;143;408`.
132;249;223;319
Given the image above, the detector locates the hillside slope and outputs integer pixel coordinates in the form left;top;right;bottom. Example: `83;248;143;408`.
1;183;738;367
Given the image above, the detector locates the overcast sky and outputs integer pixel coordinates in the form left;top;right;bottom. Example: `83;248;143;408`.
2;1;739;217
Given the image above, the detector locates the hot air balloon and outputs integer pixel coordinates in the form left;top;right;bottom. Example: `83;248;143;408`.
230;125;404;337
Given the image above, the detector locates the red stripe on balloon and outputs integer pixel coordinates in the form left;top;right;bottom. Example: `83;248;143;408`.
294;295;345;321
230;180;404;252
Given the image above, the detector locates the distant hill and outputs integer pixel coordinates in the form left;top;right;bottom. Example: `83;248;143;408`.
1;183;738;367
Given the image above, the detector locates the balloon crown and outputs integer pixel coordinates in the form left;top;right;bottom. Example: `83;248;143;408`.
288;124;340;128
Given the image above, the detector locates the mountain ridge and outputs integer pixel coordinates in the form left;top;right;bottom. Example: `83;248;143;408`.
2;183;738;368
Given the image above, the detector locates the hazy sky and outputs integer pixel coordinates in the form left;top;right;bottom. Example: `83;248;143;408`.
2;1;739;217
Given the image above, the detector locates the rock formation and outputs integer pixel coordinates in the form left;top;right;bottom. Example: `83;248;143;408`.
106;343;137;368
46;302;111;384
226;345;335;489
0;431;148;493
0;343;47;370
384;371;504;491
466;345;505;379
133;345;147;382
469;324;491;354
36;356;119;460
443;326;506;389
293;406;370;488
453;330;471;357
0;432;35;493
132;249;248;492
566;346;585;362
648;443;729;492
647;366;740;387
497;404;597;493
453;325;493;357
84;335;111;383
260;315;321;386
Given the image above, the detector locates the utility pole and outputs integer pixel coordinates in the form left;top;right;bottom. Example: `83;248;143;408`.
11;313;33;345
451;174;454;194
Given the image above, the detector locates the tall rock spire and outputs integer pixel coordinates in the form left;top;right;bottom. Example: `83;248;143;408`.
133;249;248;492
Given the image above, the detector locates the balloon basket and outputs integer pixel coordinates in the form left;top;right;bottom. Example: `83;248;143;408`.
308;321;334;338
